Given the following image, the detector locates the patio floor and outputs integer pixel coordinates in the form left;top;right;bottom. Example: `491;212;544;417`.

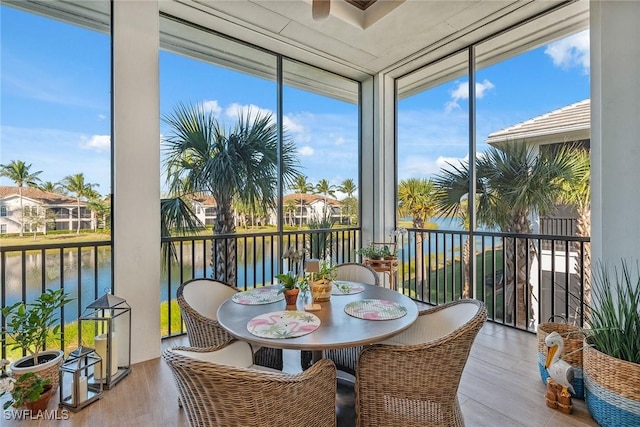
1;323;597;426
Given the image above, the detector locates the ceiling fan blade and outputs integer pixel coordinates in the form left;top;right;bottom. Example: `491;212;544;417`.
312;0;331;20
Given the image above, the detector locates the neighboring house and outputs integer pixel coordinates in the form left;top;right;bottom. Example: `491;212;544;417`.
188;194;217;227
486;99;591;237
0;186;90;234
272;193;346;226
486;99;591;325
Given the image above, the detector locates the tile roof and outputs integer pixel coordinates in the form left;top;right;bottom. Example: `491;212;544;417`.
0;186;80;205
486;99;590;146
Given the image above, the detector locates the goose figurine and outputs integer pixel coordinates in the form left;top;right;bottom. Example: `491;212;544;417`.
545;331;575;396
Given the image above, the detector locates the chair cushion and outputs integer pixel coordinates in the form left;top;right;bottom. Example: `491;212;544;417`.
174;341;254;368
182;280;237;319
381;302;480;345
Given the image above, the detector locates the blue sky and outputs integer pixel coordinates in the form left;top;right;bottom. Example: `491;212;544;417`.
1;5;590;198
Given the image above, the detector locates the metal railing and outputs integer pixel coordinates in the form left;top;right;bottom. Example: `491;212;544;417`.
1;225;590;358
395;228;590;331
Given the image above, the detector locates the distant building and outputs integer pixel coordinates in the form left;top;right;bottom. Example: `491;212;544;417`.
486;99;590;237
188;194;218;227
274;193;346;226
0;186;90;234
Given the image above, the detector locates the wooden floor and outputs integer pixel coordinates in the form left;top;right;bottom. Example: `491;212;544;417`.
1;323;598;426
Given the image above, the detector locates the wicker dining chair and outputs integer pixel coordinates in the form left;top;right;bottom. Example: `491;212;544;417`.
314;263;380;372
163;342;338;427
177;278;283;370
355;299;487;427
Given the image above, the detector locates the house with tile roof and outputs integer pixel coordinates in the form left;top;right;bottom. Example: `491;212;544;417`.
486;99;590;237
0;186;90;234
272;193;346;227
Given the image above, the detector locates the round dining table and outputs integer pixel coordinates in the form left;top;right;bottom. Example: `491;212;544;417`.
217;282;419;361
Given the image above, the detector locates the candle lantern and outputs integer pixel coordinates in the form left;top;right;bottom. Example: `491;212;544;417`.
79;293;131;389
59;346;103;411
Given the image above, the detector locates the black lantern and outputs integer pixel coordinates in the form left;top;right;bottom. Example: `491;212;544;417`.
59;346;103;411
79;293;131;389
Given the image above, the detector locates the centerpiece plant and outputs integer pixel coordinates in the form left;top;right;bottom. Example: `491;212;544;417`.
311;259;337;302
1;371;53;411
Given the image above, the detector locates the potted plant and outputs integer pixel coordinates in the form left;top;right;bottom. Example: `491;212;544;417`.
582;260;640;426
1;288;73;390
276;273;300;305
356;244;384;260
1;371;53;411
311;260;337;302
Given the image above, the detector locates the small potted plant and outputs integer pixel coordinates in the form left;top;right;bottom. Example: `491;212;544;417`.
311;260;337;302
1;371;53;412
1;288;73;390
276;273;300;305
356;244;382;260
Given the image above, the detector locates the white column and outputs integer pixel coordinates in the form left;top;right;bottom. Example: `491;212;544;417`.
590;1;640;266
112;0;161;364
361;73;397;245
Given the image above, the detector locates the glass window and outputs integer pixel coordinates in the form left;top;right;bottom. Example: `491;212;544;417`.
282;59;360;234
1;206;6;217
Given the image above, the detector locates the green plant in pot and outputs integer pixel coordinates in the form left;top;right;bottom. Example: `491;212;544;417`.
311;260;337;302
276;273;300;305
1;288;73;390
1;372;53;411
356;244;384;260
582;260;640;426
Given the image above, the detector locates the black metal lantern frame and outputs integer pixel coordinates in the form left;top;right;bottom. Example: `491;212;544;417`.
79;293;131;389
59;346;103;411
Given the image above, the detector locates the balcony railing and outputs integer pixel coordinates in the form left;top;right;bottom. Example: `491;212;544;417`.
0;226;590;358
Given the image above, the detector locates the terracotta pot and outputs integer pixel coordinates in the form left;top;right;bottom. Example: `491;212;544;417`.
25;385;54;412
283;288;299;305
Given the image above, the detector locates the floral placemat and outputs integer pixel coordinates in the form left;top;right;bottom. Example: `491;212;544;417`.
247;311;321;338
232;287;284;305
332;281;365;295
344;299;407;320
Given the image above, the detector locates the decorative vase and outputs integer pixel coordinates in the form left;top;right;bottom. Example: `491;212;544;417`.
283;288;299;305
25;385;54;412
311;279;332;302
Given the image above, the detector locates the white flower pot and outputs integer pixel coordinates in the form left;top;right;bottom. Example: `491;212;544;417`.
10;350;64;392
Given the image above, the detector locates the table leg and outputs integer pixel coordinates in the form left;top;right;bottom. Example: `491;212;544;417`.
311;350;323;364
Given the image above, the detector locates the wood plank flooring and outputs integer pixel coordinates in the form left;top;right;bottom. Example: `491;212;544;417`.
1;323;598;426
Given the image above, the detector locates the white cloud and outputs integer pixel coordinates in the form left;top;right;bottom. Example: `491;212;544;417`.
283;115;306;135
334;136;345;146
399;154;469;180
201;100;222;116
80;134;110;152
545;30;590;74
445;79;495;112
298;146;315;156
98;114;106;121
223;102;308;140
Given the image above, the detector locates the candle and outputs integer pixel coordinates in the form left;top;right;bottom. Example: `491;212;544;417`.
94;333;118;380
71;376;88;403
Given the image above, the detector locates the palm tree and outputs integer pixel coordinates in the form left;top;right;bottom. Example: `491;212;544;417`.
284;199;297;227
557;146;591;304
315;179;336;217
60;173;99;234
433;141;580;328
163;103;300;284
290;175;313;228
0;160;42;237
38;181;63;193
397;178;438;291
338;178;357;224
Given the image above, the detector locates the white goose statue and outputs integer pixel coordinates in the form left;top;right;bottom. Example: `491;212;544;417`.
544;331;575;395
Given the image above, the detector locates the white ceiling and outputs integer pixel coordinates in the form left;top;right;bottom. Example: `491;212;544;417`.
161;0;589;80
6;0;589;82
